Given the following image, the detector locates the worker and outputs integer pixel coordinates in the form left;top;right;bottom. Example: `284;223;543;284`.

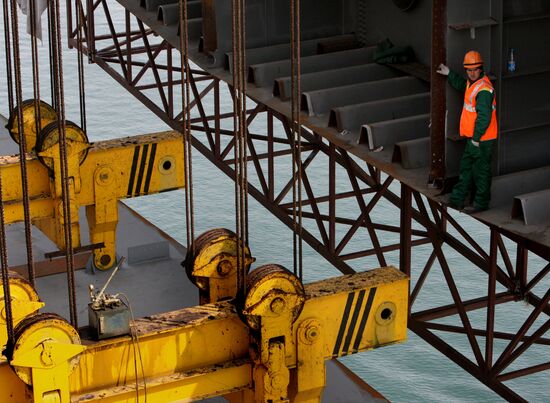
437;50;497;213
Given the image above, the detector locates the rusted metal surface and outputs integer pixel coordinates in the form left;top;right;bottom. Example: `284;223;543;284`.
428;0;446;187
305;266;407;299
9;251;91;278
131;301;239;335
201;0;217;52
65;1;550;400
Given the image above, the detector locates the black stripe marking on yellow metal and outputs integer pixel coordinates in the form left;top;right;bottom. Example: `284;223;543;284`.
341;289;366;355
134;144;149;195
143;143;157;193
332;292;355;358
352;287;377;353
127;146;141;197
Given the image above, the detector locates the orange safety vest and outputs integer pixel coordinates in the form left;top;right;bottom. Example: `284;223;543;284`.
459;75;498;141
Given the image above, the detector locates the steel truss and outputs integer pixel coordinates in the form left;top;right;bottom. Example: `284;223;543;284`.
67;3;549;401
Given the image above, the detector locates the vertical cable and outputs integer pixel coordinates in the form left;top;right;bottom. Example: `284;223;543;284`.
47;4;55;106
2;0;14;111
50;0;78;327
1;0;14;346
0;165;14;344
76;0;87;132
179;0;194;252
232;0;247;298
10;0;36;286
231;0;240;296
28;0;43;285
290;0;302;279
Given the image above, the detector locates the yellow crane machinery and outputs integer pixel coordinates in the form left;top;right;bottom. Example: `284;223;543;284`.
0;229;408;402
0;272;44;353
2;100;184;270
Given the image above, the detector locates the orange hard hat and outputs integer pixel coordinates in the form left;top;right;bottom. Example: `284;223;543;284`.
463;51;483;68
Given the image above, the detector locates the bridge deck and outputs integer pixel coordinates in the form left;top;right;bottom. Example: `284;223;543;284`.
113;0;550;256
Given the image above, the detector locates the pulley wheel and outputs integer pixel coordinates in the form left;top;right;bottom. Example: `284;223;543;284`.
1;270;40;300
9;312;81;385
183;228;252;290
5;99;58;150
0;270;41;305
36;120;89;172
1;271;42;352
244;264;305;331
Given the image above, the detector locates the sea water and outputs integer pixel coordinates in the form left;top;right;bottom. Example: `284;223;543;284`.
0;5;548;402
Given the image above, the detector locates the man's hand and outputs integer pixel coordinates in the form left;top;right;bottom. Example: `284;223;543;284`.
468;139;481;158
436;63;450;76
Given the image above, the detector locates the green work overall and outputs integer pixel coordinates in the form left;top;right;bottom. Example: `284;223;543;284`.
448;71;496;210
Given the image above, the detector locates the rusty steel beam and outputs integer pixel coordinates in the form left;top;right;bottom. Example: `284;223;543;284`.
498;362;550;382
400;184;412;278
410;249;437;307
429;0;446;187
412;292;516;322
416;192;485;368
422;322;550;345
69;3;550;400
409;319;527;403
486;229;498;373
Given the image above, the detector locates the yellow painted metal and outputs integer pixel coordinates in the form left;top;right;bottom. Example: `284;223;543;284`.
36;122;89;254
186;228;255;303
243;264;305;401
1;130;185;270
10;314;83;385
0;265;407;402
9;313;85;403
0;360;28;401
298;266;409;360
292;318;325;402
6;99;58;150
0;271;44;355
75;359;252;402
243;264;305;402
36;121;90;174
244;265;408;403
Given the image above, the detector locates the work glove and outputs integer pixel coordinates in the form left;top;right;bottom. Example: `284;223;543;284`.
436;63;449;76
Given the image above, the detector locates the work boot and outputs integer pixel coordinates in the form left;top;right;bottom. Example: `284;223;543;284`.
448;201;464;211
463;205;488;214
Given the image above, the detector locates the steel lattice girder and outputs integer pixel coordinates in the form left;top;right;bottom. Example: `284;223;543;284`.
65;3;550;401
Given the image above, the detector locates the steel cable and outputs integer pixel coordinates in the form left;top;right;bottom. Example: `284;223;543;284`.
0;164;14;344
231;0;248;297
179;0;194;254
239;0;248;249
28;0;42;285
290;0;303;279
2;0;14;111
76;0;87;132
10;0;37;286
47;4;56;106
231;0;240;296
50;0;78;327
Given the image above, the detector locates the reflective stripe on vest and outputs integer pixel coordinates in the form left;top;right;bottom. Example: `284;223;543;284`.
460;75;498;141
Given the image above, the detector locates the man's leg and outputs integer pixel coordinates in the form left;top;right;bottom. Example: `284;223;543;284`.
472;140;494;210
450;142;476;209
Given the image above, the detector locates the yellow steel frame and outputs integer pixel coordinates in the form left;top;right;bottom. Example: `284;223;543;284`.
0;273;45;353
0;131;184;269
0;266;408;402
